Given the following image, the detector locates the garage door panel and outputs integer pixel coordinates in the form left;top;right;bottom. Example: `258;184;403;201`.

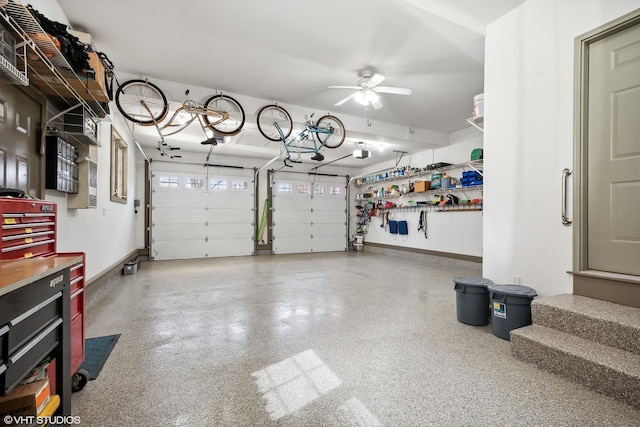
153;192;208;209
275;223;311;238
274;197;311;211
207;194;253;209
274;210;311;224
153;207;207;223
153;224;205;241
153;240;207;260
312;237;346;252
152;169;254;260
206;240;254;257
207;223;253;239
312;198;345;210
312;223;345;238
205;208;254;223
273;238;312;254
272;173;346;255
312;211;345;224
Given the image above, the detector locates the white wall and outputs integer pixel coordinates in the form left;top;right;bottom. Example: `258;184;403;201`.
46;115;141;281
483;0;640;296
23;0;140;282
351;127;484;257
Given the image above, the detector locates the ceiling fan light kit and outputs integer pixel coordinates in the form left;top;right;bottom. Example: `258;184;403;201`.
329;70;412;110
354;90;380;106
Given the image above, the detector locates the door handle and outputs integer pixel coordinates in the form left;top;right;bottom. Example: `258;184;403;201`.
562;168;572;226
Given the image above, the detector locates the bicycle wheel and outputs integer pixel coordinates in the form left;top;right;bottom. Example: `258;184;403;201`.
203;94;245;135
256;105;292;141
115;79;168;125
316;115;346;148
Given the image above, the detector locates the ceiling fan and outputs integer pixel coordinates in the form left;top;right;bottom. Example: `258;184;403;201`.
329;70;412;110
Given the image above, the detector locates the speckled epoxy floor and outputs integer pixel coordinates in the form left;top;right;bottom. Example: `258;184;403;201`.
71;252;640;426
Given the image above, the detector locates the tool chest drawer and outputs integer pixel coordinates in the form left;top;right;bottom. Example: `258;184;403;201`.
69;259;84;294
6;292;62;355
61;252;86;375
0;199;57;259
0;324;7;372
0;267;69;395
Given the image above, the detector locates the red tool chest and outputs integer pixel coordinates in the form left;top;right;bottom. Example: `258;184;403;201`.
0;198;57;259
0;198;87;391
67;252;86;376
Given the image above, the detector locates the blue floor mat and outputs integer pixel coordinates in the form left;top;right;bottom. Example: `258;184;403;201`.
79;334;120;380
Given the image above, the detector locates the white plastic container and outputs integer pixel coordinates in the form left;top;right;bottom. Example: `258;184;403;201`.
473;93;484;119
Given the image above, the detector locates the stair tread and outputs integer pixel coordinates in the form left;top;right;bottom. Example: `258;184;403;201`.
512;324;640;376
533;294;640;329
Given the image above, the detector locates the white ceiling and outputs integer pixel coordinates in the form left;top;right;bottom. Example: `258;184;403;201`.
57;0;524;169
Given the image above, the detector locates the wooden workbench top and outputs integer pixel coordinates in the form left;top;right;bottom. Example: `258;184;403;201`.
0;255;83;297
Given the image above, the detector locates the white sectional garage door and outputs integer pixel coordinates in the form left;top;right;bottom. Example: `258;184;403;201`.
272;172;347;254
151;170;254;260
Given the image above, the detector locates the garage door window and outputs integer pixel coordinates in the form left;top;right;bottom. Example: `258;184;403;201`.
297;184;310;194
313;185;326;195
185;178;204;189
278;183;292;193
210;178;227;190
330;186;344;196
232;180;248;191
159;176;180;188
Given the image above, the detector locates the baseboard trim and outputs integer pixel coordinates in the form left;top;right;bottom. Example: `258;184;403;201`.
363;242;482;263
573;273;640;308
362;242;482;271
86;249;142;300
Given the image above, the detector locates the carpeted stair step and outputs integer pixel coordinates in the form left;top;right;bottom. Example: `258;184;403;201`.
511;324;640;409
530;294;640;355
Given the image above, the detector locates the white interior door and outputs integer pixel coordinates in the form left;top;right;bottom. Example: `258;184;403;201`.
151;170;254;260
272;172;346;254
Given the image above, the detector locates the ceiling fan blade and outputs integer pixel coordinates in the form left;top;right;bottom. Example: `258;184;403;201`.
374;86;413;95
328;85;361;90
368;73;386;87
334;92;358;106
371;98;384;110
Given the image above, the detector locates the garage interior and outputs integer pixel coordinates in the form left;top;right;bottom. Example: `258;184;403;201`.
1;0;639;426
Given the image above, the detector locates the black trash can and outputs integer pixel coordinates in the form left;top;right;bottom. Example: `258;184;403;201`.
487;284;537;340
453;277;493;326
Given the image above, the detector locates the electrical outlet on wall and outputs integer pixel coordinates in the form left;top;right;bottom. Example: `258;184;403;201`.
513;276;522;285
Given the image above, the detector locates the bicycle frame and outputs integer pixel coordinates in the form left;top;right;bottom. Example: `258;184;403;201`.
274;115;334;156
140;98;229;139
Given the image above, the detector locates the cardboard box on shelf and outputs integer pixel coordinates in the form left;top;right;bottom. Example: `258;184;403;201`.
28;51;109;103
413;181;431;193
0;379;50;420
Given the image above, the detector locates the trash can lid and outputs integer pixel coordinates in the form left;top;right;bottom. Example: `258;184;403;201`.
487;284;537;298
453;277;493;287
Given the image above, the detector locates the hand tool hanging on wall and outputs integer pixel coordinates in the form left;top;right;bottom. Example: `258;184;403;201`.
418;210;428;238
